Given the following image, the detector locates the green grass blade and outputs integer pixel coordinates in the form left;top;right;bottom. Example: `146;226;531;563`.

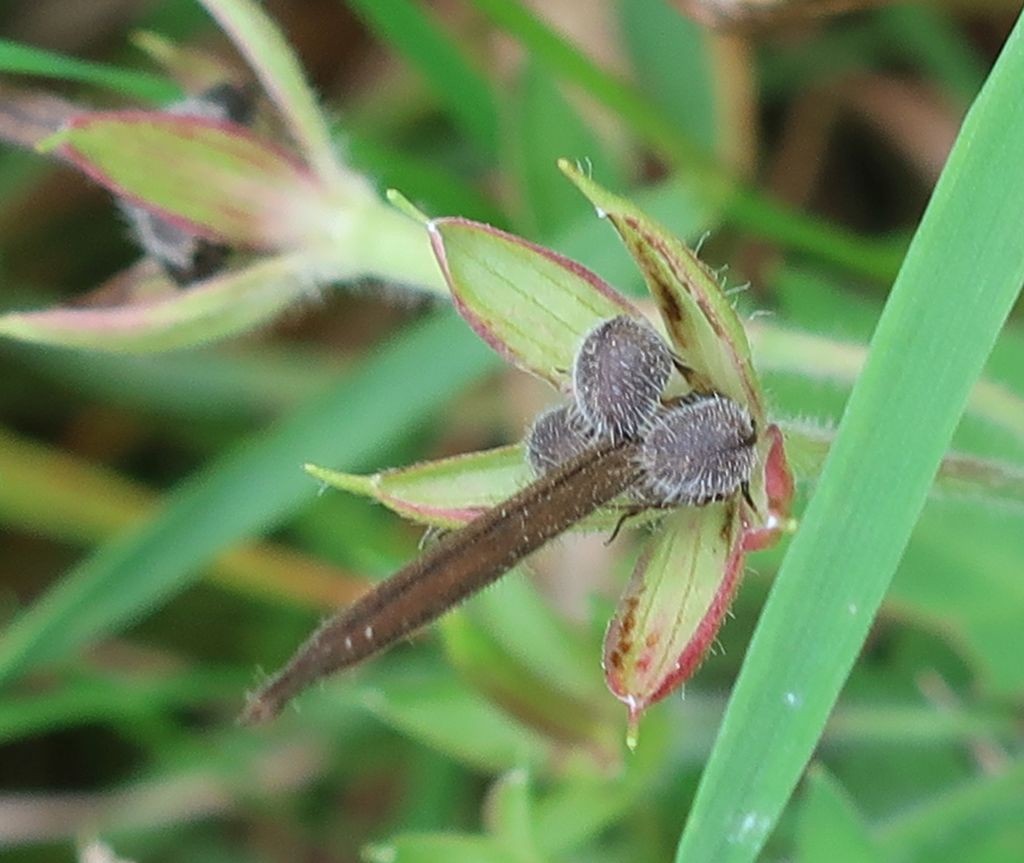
674;12;1024;862
0;312;496;687
795;766;881;863
198;0;341;182
347;0;498;158
468;0;902;281
0;37;179;103
875;757;1024;861
507;61;621;239
0;668;245;743
345;131;506;225
468;0;702;166
365;833;518;863
877;6;987;103
3;341;335;422
617;0;716;155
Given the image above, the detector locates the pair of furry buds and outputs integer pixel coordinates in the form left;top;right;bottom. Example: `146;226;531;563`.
526;316;758;508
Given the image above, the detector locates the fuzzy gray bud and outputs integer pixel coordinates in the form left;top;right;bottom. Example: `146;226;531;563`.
525;404;589;475
572;315;673;442
636;394;756;507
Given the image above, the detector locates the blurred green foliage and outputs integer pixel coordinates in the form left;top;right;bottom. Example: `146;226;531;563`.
0;1;1022;862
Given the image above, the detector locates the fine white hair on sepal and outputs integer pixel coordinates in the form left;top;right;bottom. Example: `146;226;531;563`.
724;282;751;297
636;393;757;507
572;315;674;444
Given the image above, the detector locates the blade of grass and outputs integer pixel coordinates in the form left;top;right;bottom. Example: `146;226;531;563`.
617;0;717;155
748;320;1024;445
795;766;880;863
198;0;341;183
507;60;622;239
345;131;506;226
0;312;497;687
0;425;367;610
877;6;987;103
468;0;903;281
875;757;1024;861
2;341;337;423
347;0;498;159
0;38;180;103
674;12;1024;862
0;667;246;743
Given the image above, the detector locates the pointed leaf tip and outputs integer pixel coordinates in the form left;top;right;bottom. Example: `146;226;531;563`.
559;161;764;421
308;446;531;528
388;188;431;224
428;216;639;386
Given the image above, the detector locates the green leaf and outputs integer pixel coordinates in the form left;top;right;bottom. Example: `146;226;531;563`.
604;502;744;742
198;0;341;183
51;112;333;248
0;312;497;687
553;176;715;293
508;61;621;239
428;217;637;387
796;766;881;863
441;603;610;749
0;253;315;352
485;770;544;863
365;833;519;863
0;37;179;103
674;12;1024;862
347;0;498;159
358;669;549;774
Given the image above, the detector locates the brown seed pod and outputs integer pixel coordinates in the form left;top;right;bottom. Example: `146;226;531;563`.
572;315;674;443
636;394;757;507
525;403;589;475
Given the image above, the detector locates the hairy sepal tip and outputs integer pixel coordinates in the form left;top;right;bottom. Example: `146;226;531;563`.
604;502;745;722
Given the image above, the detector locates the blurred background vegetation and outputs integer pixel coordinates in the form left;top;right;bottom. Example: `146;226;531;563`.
1;1;1022;861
